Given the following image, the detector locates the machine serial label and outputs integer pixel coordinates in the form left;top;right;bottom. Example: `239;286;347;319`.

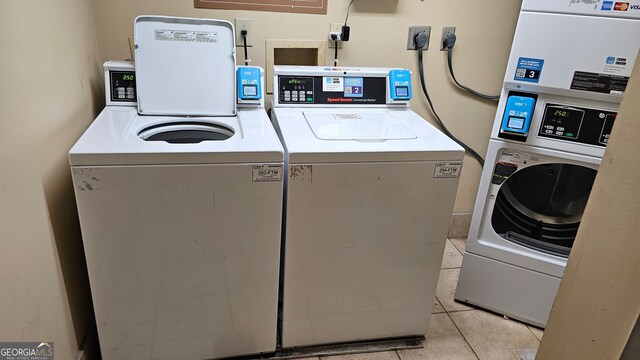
434;162;463;178
154;29;218;43
252;164;283;182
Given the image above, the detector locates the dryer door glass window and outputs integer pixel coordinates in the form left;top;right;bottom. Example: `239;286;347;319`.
491;163;597;258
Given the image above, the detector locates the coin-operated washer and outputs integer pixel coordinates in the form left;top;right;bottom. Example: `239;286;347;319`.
70;16;283;359
455;0;640;328
270;65;464;348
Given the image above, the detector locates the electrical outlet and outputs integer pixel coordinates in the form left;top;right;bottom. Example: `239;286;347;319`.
440;26;456;51
329;22;343;49
235;18;253;47
407;26;430;50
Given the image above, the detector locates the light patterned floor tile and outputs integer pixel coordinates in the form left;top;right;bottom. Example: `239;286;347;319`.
432;297;445;314
441;240;463;269
449;310;540;360
435;269;474;312
320;351;399;360
397;313;477;360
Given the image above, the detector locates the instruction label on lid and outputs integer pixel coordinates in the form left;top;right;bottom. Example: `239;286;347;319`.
154;29;218;43
253;164;283;182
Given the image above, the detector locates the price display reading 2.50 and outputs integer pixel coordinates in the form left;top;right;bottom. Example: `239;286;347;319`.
554;109;569;118
123;74;134;81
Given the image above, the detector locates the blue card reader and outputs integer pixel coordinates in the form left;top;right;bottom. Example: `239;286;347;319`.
237;66;262;101
500;95;536;137
388;69;412;101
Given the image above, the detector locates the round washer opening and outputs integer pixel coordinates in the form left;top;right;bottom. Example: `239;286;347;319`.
138;122;234;143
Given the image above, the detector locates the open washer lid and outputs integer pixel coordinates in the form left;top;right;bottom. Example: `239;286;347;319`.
303;111;417;141
134;16;236;116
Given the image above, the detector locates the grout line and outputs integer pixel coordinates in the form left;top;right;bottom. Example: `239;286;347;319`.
446;308;475;313
526;325;543;343
393;349;401;360
446;312;481;360
448;239;464;257
441;266;462;270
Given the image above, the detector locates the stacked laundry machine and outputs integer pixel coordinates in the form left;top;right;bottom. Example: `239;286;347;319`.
456;0;640;327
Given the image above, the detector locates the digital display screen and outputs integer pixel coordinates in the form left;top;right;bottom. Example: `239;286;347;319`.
539;105;585;140
396;86;409;98
243;85;257;97
110;71;136;102
539;103;616;147
507;117;525;130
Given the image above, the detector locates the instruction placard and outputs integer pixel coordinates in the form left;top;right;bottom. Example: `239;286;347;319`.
154;29;218;43
570;71;629;95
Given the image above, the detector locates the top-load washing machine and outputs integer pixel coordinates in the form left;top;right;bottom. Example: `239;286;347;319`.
70;16;284;359
270;66;465;348
455;1;640;328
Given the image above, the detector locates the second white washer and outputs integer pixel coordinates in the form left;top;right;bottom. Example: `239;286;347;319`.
271;66;464;348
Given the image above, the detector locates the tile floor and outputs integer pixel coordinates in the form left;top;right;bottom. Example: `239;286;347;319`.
296;239;544;360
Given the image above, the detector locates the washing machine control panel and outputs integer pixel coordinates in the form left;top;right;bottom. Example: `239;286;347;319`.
109;71;137;102
538;104;616;147
278;77;315;103
277;76;388;105
104;61;137;107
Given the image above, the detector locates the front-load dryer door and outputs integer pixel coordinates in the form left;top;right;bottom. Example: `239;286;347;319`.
468;141;600;277
303;111;417;141
491;162;596;257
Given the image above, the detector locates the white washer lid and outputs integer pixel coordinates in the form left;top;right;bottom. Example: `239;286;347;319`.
134;16;236;116
303;111;417;141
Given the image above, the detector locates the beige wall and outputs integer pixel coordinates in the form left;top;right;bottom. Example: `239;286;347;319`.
91;0;522;213
0;0;103;358
537;56;640;359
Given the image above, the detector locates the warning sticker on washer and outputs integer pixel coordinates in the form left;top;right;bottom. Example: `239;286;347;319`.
323;77;344;92
434;162;463;178
570;71;629;95
252;164;283;182
514;57;544;83
154;29;218;43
